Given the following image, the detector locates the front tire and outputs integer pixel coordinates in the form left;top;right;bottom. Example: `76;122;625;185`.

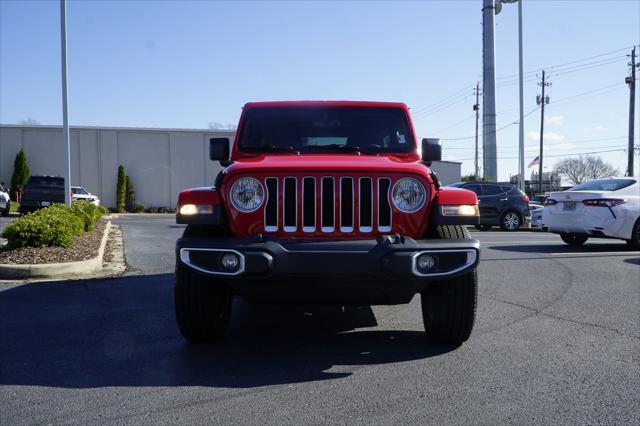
1;201;9;217
422;270;477;345
560;232;588;247
422;225;477;344
627;219;640;250
175;263;232;342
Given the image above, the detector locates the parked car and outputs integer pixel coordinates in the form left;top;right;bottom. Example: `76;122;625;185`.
542;177;639;249
71;186;100;206
19;176;66;215
174;101;481;345
529;194;549;205
446;181;531;231
0;182;10;217
530;204;544;228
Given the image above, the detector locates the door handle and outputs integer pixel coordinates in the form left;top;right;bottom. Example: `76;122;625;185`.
500;198;508;201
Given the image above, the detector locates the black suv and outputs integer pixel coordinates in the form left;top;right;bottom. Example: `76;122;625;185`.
447;182;531;231
19;176;66;215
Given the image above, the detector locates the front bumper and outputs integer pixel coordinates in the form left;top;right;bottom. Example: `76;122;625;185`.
176;235;480;304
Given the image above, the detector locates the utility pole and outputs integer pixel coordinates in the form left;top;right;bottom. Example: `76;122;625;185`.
60;0;71;206
517;0;525;191
626;47;637;176
473;82;481;179
482;0;498;181
536;70;551;195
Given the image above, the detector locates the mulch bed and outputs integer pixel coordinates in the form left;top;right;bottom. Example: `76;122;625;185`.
0;220;106;265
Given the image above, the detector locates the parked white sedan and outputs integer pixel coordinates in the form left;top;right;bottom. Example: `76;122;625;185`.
0;182;10;216
71;186;101;206
542;177;639;249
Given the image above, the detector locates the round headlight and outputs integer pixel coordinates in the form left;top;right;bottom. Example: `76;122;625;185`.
230;177;264;212
392;177;427;213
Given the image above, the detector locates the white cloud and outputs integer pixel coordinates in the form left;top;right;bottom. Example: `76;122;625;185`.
526;131;565;142
548;115;564;126
583;125;606;133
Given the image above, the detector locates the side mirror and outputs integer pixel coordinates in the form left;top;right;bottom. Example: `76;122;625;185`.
210;138;230;165
421;138;441;166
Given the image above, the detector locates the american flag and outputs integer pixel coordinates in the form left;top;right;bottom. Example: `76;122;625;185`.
528;156;540;168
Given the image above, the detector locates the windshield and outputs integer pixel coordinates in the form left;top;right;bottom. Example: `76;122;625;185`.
72;187;89;195
570;178;635;192
238;107;414;154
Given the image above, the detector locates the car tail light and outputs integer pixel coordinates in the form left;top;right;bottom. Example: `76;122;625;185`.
544;199;557;206
521;196;529;203
582;199;626;207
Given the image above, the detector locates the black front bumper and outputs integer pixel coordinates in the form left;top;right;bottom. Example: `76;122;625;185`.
176;235;480;305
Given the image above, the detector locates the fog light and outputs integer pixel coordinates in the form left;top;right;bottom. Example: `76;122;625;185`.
417;254;436;273
220;253;240;271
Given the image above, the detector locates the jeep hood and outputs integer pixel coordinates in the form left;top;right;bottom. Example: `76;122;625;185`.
223;154;428;177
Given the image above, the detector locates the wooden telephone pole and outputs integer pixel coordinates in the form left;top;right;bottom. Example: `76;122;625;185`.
537;70;551;195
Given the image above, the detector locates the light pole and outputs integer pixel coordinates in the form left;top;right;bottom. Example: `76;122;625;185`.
60;0;71;206
482;0;498;181
500;0;525;191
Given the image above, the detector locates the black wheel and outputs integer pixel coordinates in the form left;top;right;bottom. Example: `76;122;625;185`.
500;210;521;231
175;263;232;342
422;225;476;344
1;201;8;217
560;232;588;247
422;270;477;345
475;225;492;231
627;219;640;250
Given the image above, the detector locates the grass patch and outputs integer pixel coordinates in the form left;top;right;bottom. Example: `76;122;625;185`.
9;202;19;213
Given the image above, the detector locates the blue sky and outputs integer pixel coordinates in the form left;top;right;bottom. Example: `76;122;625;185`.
1;0;638;180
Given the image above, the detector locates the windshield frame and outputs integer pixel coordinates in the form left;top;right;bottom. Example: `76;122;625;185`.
235;106;417;156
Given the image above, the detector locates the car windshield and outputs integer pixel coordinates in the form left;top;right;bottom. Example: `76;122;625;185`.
72;188;89;195
238;107;414;154
570;179;636;192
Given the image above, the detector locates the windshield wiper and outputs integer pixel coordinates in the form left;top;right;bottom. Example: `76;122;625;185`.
305;144;377;155
245;144;300;153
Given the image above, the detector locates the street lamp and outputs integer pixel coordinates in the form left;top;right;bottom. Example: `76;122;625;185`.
497;0;525;191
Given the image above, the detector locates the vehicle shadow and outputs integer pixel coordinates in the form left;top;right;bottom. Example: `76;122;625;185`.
489;242;632;255
0;274;454;389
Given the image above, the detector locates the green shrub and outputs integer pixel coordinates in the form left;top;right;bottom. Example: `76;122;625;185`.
133;203;145;213
125;175;136;212
10;149;30;202
1;202;107;249
70;201;106;231
116;165;126;213
2;204;84;248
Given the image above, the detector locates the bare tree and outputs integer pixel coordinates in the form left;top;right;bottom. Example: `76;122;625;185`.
18;118;40;125
208;121;237;131
554;155;619;184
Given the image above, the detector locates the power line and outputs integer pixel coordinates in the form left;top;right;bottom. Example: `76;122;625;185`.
443;136;632;150
495;45;634;81
440;106;539;141
454;146;631;161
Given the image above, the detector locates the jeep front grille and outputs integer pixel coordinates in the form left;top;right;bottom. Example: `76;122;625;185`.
263;176;392;233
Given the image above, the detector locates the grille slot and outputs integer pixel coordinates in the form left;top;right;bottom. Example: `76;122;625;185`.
359;177;373;232
321;177;335;232
302;177;316;232
263;176;395;234
264;177;278;231
378;177;392;232
340;177;354;232
283;177;297;232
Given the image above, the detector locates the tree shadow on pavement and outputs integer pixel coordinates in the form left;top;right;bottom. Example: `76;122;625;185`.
0;274;455;389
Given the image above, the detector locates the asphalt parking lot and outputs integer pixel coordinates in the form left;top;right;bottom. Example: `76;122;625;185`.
1;215;638;424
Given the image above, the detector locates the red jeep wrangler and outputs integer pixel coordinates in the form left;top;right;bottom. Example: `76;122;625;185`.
175;101;480;344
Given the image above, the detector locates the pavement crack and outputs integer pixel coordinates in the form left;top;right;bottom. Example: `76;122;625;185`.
479;293;639;340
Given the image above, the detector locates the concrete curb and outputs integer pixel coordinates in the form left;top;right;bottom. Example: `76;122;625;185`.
0;221;112;279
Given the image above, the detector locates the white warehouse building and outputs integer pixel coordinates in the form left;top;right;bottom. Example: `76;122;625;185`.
0;125;461;209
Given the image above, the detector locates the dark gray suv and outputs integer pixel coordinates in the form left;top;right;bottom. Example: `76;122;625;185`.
447;182;531;231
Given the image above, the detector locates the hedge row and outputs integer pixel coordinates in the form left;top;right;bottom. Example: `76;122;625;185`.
1;201;108;249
